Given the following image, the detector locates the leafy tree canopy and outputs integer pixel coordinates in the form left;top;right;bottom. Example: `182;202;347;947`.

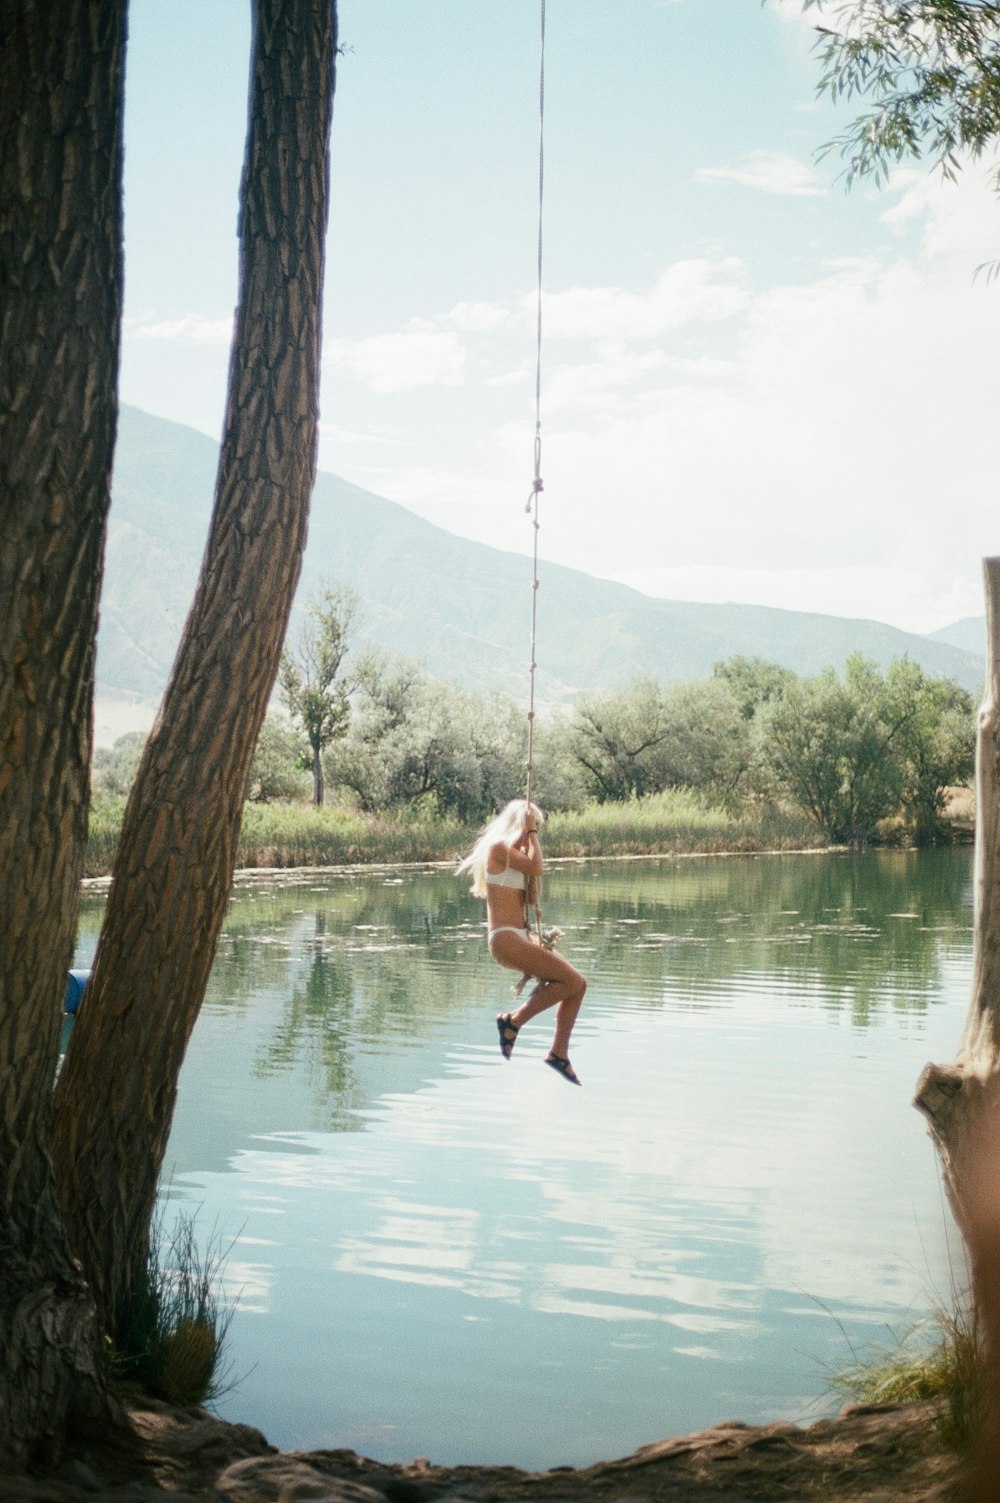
91;731;147;798
328;654;529;821
803;0;1000;190
280;581;358;806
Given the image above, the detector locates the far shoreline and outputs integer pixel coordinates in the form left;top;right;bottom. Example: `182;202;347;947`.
78;842;862;890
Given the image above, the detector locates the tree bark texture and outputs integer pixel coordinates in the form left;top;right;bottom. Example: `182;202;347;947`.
914;557;1000;1223
52;0;338;1343
0;0;125;1467
913;560;1000;1468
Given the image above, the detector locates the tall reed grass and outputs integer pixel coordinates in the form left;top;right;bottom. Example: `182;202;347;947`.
84;789;824;878
237;802;471;869
86;795;126;877
545;789;823;858
116;1206;237;1408
828;1295;981;1452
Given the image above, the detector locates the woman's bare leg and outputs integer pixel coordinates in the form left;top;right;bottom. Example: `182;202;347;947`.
511;978;585;1054
491;933;587;1062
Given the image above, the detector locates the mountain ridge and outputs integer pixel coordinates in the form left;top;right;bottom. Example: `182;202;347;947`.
96;406;985;727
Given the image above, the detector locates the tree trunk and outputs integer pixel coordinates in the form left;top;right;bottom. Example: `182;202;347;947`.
313;743;324;806
914;557;1000;1219
913;557;1000;1478
0;0;126;1467
52;0;337;1345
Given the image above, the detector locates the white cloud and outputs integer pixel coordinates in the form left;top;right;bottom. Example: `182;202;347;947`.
768;0;822;23
444;300;513;333
318;169;1000;634
513;172;1000;631
542;346;670;417
696;150;826;197
538;260;748;341
127;312;234;345
879;160;1000;269
327;325;466;393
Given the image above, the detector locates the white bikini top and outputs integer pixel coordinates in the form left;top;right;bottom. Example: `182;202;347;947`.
485;866;527;891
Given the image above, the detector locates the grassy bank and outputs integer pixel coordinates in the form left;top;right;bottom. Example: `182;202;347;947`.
84;790;826;879
829;1295;980;1453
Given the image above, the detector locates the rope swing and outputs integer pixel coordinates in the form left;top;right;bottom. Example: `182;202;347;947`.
516;0;563;964
524;0;546;814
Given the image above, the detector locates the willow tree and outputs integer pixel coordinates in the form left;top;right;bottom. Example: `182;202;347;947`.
0;0;126;1467
803;15;1000;1481
801;0;1000;1214
280;581;358;806
53;0;338;1348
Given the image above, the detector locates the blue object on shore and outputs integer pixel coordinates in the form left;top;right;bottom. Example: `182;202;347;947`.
65;968;91;1014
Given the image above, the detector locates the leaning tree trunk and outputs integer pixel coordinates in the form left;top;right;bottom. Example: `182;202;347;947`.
914;556;1000;1486
52;0;337;1345
915;557;1000;1218
0;0;126;1468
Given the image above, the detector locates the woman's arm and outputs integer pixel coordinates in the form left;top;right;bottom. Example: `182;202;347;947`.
485;836;542;877
506;828;543;876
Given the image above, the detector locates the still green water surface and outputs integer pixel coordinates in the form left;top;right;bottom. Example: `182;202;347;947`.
76;848;972;1469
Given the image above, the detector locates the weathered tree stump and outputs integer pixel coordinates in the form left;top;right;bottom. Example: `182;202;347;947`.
914;555;1000;1496
915;557;1000;1227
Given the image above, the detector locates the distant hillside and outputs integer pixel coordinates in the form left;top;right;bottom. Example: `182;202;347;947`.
97;407;986;723
929;616;985;657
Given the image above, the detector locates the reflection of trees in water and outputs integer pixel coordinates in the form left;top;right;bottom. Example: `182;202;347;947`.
223;872;474;946
253;945;362;1126
561;848;972;1022
207;876;474;1021
76;894;106;947
78;851;974;1132
219;882;488;1127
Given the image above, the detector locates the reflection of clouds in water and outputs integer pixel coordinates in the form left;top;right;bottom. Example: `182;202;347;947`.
227;1058;768;1333
568;1012;944;1315
220;1258;274;1314
542;1262;757;1311
534;1260;758;1331
230;989;958;1330
245;1010;950;1328
338;1196;477;1285
147;852;975;1455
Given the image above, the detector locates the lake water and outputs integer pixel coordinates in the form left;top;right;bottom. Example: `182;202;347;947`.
74;847;973;1470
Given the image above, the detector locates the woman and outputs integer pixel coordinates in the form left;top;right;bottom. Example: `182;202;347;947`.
457;798;586;1085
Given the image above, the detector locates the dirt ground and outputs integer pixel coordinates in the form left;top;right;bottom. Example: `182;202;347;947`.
0;1396;973;1503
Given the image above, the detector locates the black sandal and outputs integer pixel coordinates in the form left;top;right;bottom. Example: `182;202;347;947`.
496;1013;520;1060
545;1052;581;1086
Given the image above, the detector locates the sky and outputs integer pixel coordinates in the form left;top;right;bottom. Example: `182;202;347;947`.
119;0;1000;636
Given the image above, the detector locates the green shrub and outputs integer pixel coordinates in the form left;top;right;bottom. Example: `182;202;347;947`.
86;795;126;876
91;732;147;797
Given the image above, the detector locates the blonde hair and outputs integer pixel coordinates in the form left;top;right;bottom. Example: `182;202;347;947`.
456;798;544;899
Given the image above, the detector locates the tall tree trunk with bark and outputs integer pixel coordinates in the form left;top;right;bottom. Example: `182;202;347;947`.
915;557;1000;1216
0;0;126;1468
913;557;1000;1487
52;0;337;1344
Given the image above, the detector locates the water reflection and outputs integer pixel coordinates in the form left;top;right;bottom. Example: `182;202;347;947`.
73;849;973;1468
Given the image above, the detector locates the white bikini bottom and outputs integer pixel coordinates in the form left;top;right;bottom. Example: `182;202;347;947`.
488;925;527;953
